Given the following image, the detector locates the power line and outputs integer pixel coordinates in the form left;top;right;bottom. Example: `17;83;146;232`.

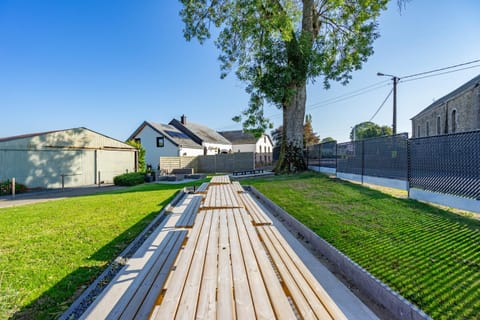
400;64;480;83
401;58;480;79
369;88;393;122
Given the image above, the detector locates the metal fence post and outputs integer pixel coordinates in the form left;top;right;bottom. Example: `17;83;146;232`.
11;177;15;199
361;140;365;184
407;138;411;198
98;171;101;188
61;174;65;191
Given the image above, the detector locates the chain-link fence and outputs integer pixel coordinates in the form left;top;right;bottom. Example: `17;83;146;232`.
306;130;480;201
409;131;480;200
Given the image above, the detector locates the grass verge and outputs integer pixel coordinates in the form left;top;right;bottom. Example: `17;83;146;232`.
0;180;204;319
243;172;480;320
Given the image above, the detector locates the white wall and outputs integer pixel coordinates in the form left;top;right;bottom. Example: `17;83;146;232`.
179;147;204;157
203;142;232;155
233;144;255;153
133;126;179;169
255;134;273;153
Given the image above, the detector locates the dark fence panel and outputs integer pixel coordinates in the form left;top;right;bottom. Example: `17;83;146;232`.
320;141;337;168
409;131;480;200
336;141;363;175
307;144;321;166
363;134;408;180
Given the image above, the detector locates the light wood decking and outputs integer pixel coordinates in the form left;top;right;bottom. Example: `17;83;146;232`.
82;176;346;320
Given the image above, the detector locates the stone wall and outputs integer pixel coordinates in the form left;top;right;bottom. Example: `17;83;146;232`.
412;85;480;137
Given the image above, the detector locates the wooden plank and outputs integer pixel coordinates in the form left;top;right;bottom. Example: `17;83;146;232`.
231;210;277;320
104;231;177;319
231;181;244;193
174;210;213;319
195;211;220;320
123;230;187;320
257;226;323;320
210;175;230;184
238;193;272;225
175;196;201;228
238;211;297;320
226;209;256;320
217;209;235;319
150;211;209;319
195;182;209;193
267;226;347;320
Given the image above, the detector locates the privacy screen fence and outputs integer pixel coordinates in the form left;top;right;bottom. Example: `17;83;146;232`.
306;130;480;200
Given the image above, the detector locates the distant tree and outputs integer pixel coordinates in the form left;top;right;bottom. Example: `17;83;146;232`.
127;140;146;172
321;137;336;143
304;114;320;147
350;122;392;140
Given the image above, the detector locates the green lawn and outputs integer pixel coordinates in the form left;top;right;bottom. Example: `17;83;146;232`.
243;172;480;320
0;181;204;320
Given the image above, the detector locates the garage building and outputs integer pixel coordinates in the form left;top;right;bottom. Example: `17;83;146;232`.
0;127;137;189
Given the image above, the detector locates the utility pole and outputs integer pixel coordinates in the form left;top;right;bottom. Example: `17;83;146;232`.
377;72;400;135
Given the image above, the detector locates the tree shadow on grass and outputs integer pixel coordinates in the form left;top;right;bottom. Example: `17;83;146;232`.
10;194;178;320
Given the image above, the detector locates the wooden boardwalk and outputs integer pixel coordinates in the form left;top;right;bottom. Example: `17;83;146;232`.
81;176;347;320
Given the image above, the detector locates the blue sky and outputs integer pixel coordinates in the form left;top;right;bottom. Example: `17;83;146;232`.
1;1;479;142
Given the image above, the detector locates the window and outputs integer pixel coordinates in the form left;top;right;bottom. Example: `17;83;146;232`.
156;136;164;147
134;138;141;144
436;116;441;135
451;110;457;133
426;121;429;136
417;125;421;137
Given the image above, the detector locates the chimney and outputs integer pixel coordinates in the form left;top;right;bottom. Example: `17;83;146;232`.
180;114;187;125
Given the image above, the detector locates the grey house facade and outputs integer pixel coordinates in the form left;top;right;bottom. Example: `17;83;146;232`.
411;74;480;138
0;127;136;188
128;121;204;169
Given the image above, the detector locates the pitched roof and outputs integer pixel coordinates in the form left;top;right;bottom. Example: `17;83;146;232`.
0;127;135;149
170;118;231;145
0;129;63;143
129;121;203;149
219;130;258;144
411;73;480;120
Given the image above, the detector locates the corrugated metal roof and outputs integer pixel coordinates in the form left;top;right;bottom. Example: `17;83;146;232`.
411;73;480;120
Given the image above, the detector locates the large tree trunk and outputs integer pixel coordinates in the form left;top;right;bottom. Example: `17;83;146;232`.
275;83;307;173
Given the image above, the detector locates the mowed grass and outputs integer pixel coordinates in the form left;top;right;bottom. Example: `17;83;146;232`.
244;172;480;320
0;181;203;319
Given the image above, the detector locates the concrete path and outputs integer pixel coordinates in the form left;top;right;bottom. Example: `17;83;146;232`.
0;185;123;209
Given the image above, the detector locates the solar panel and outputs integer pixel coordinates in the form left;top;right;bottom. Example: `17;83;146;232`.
165;130;189;139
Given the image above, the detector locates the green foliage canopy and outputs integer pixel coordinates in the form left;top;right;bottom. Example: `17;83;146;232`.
350;121;393;140
180;0;389;132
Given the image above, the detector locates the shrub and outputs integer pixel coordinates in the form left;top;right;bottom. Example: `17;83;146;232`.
0;180;28;196
113;172;145;186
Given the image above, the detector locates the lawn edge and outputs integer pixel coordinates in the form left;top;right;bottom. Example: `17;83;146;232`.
247;185;432;320
59;189;186;319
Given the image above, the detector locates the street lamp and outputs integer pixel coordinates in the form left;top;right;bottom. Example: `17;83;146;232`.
377;72;400;135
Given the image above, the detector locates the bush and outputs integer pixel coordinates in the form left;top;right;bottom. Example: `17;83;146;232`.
0;180;28;196
113;172;145;186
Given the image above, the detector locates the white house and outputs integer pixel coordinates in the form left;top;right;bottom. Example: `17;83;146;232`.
0;127;136;188
219;130;273;164
128;121;204;169
169;115;232;155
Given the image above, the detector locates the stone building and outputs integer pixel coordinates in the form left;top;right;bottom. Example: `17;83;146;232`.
411;74;480;138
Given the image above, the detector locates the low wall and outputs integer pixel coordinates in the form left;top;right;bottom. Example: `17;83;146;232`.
248;186;431;320
160;152;254;173
410;188;480;214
